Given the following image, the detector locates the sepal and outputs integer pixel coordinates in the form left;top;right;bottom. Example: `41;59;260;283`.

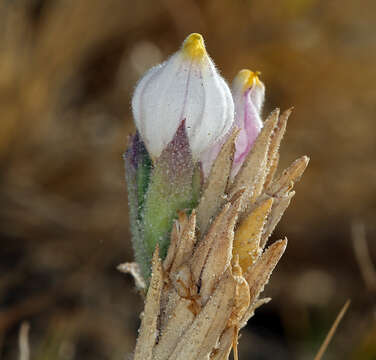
141;121;199;279
124;134;152;279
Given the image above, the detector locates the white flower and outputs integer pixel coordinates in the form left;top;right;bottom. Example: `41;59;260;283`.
131;33;234;159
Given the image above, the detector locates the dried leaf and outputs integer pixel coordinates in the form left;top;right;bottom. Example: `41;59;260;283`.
191;203;227;284
240;240;286;327
159;284;179;330
193;193;242;304
263;108;292;187
267;155;309;196
245;239;287;306
163;217;181;272
153;288;196;360
263;151;280;190
169;270;236;360
134;246;163;360
252;108;292;201
170;263;196;299
170;210;197;274
229;259;250;326
233;198;274;272
261;192;295;248
269;108;291;157
228;109;279;211
210;326;234;360
197;129;238;236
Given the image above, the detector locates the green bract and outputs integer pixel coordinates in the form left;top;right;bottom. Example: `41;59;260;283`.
124;123;200;281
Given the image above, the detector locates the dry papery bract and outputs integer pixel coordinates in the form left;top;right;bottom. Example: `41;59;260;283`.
126;108;309;360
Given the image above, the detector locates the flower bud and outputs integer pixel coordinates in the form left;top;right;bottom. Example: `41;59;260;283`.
231;69;265;176
201;69;265;177
132;33;234;160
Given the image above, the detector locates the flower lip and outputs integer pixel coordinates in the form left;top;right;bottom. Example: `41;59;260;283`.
182;33;206;60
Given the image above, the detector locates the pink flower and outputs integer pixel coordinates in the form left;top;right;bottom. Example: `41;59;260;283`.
231;69;265;176
201;70;265;178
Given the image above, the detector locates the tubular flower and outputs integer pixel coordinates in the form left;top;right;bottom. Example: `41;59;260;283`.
231;69;265;176
201;69;265;178
131;33;234;160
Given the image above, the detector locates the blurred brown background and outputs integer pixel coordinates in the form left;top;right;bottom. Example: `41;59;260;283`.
0;0;375;359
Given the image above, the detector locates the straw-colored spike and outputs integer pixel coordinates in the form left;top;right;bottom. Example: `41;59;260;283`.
163;216;181;272
170;263;193;297
170;210;197;273
191;203;229;283
153;289;196;360
267;155;309;196
210;326;235;360
168;270;236;360
134;246;163;360
197;129;238;236
261;192;295;248
209;259;249;360
251;108;292;202
190;190;244;286
264;108;292;183
126;30;309;360
228;109;279;211
268;108;292;157
159;284;177;331
262;108;291;191
233;197;274;272
263;151;280;190
229;258;250;326
245;239;287;303
199;194;242;304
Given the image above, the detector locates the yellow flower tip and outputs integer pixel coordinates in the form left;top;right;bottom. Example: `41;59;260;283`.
254;71;262;86
236;69;262;92
182;33;206;60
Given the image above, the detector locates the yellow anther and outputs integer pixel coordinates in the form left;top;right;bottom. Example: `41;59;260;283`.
182;33;206;60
